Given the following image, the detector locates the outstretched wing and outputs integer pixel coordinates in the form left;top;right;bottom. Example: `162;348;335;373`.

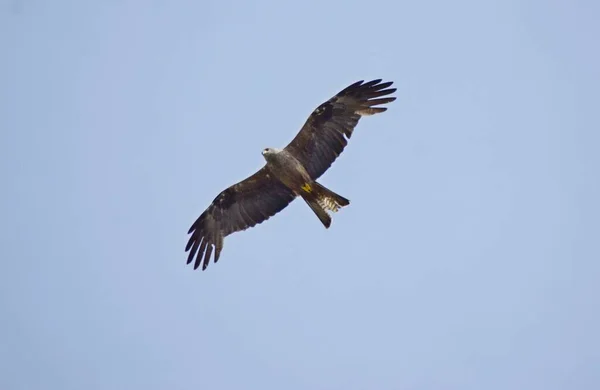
284;79;396;180
185;166;296;271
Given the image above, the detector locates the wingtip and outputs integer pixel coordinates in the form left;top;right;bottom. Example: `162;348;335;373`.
362;79;383;88
185;238;194;253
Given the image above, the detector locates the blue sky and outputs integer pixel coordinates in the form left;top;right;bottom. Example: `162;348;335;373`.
1;0;599;389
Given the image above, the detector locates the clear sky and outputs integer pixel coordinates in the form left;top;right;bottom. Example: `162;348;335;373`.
1;1;599;389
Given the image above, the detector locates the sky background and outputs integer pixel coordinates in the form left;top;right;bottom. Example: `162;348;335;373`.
1;0;599;389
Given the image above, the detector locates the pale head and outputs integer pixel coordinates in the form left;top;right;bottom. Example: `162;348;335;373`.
261;147;281;161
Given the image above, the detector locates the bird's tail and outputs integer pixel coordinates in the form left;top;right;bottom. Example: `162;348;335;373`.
301;182;350;228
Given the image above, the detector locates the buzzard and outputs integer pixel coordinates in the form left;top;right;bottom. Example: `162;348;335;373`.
185;79;396;270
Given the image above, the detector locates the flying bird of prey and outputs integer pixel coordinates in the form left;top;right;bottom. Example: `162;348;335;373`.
185;79;396;270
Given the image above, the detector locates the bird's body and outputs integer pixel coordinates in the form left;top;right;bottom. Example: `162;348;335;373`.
185;79;396;270
261;148;311;193
262;147;350;228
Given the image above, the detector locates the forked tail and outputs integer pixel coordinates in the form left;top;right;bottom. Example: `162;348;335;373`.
301;182;350;228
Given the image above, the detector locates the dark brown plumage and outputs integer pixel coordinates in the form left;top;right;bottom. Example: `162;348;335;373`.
284;79;396;179
185;79;396;271
185;167;295;270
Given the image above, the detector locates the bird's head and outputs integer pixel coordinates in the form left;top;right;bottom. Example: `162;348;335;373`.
261;147;280;160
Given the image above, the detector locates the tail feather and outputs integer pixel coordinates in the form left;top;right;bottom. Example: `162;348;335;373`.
304;197;332;228
313;182;350;211
301;182;350;228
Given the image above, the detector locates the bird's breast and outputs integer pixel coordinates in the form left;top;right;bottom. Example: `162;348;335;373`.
268;153;311;189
